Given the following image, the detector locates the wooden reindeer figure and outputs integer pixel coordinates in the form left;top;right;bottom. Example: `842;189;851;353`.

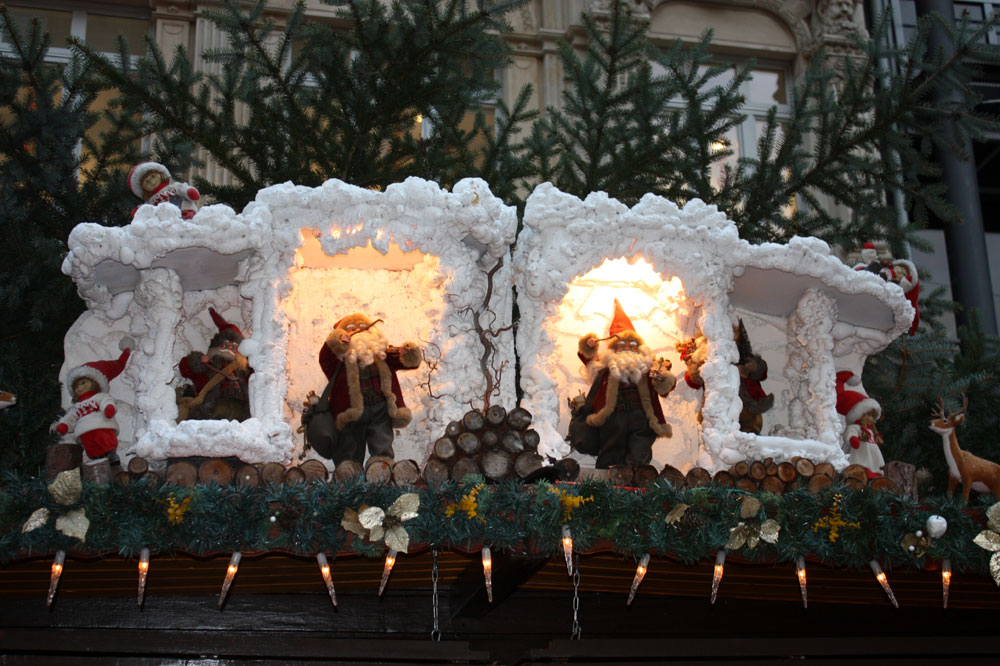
929;395;1000;501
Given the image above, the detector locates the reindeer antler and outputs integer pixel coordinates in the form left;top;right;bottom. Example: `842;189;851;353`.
931;397;947;421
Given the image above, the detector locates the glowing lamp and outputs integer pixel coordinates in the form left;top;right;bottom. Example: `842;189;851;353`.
795;555;807;609
47;550;66;607
942;559;952;609
137;548;150;607
481;546;494;603
316;552;337;607
869;560;898;608
378;549;397;596
710;550;727;604
561;525;574;577
627;554;650;605
218;551;242;608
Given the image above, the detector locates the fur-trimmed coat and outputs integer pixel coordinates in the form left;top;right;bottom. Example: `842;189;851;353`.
843;422;885;475
319;339;422;431
577;338;674;438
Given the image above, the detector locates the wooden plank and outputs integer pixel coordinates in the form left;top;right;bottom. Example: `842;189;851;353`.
448;550;548;620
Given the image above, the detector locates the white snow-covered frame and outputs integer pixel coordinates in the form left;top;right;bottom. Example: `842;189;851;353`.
60;177;516;464
513;184;914;471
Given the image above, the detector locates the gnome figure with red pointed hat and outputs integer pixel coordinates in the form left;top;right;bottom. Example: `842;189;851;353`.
54;345;131;471
317;313;422;464
836;370;884;477
127;161;200;220
178;308;253;421
568;300;676;469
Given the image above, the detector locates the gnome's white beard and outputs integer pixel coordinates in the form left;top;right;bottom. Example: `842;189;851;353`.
345;329;388;367
593;346;654;385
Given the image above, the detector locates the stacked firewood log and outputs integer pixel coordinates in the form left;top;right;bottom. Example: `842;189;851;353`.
656;456;901;495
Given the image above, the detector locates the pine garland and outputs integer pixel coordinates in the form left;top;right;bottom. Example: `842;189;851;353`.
1;475;995;579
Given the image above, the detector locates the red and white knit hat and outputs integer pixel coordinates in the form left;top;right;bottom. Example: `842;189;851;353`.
127;161;170;198
860;242;878;264
835;370;880;424
66;348;131;394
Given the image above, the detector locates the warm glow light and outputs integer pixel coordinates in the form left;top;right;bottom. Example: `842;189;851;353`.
710;140;727;153
710;550;726;605
378;549;398;596
482;546;494;603
137;548;150;607
627;554;650;605
561;525;574;577
795;555;807;609
415;113;423;124
942;559;952;609
316;552;337;607
47;550;66;607
218;551;242;608
869;560;899;608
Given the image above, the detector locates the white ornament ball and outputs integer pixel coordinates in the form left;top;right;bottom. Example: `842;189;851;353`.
915;530;923;538
926;515;948;539
269;516;277;523
908;545;915;552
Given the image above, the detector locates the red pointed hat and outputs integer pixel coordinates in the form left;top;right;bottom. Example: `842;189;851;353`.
835;370;880;424
608;299;637;338
67;348;131;394
210;307;243;338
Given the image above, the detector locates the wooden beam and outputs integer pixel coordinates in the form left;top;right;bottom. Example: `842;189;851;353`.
448;550;548;619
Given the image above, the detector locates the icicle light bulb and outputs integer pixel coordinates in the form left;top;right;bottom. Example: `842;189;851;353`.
795;555;807;609
378;549;397;596
316;552;337;607
218;551;241;608
627;554;650;606
137;548;150;607
561;525;574;577
942;559;952;609
481;546;494;603
710;550;726;604
47;550;66;607
869;560;898;608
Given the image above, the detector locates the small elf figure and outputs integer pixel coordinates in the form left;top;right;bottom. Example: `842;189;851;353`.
127;161;200;220
734;319;774;435
853;241;884;275
889;258;920;336
835;370;884;478
54;348;131;471
178;308;253;422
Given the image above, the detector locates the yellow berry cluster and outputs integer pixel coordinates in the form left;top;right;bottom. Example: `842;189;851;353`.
811;493;859;543
165;494;193;525
548;486;593;522
444;483;486;522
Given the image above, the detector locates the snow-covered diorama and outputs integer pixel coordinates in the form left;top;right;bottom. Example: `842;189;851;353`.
60;178;516;467
514;184;914;473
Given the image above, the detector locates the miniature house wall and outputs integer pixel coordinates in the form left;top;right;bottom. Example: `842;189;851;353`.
60;177;516;466
513;184;914;473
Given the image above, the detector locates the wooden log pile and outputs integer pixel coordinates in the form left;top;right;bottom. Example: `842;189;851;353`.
422;406;579;484
656;456;901;495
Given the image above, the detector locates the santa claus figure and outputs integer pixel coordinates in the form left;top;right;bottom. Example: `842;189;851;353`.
568;300;676;469
734;319;774;434
127;161;200;220
54;347;131;471
178;308;253;422
853;241;883;275
890;258;920;336
836;370;884;478
318;314;422;464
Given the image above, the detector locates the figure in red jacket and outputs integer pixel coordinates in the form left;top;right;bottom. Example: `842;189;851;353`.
127;161;200;220
567;300;676;469
318;314;422;464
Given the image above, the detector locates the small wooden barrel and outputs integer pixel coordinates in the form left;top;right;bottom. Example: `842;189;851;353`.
813;461;835;479
165;461;198;487
433;436;456;461
364;456;394;484
749;461;767;482
808;474;833;494
794;458;815;478
391;459;420;487
686;467;712;488
522;429;541;450
423;458;450;486
198;459;234;486
712;469;736;489
457;432;481;456
299;459;328;483
452;456;481;481
333;459;364;483
481;430;499;449
235;464;260;487
777;462;797;484
445;421;462;438
730;460;750;478
842;464;868;485
284;466;307;484
260;462;286;485
500;431;524;454
761;475;786;495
